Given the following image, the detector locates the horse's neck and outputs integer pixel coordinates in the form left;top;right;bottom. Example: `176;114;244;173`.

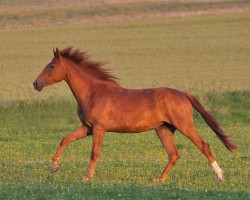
65;65;97;104
64;62;122;105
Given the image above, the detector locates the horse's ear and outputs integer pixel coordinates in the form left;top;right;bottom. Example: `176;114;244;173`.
53;48;57;57
53;47;60;58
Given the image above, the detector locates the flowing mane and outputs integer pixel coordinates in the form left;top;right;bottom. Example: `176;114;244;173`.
60;47;119;85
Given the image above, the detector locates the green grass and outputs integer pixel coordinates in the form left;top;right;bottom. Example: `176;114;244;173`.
0;93;249;199
0;8;250;200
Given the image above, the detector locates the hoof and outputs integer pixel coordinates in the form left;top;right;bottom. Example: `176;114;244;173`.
83;176;93;182
153;177;165;183
217;174;224;181
51;163;59;174
216;170;224;181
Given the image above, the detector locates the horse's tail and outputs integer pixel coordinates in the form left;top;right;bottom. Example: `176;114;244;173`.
186;93;238;152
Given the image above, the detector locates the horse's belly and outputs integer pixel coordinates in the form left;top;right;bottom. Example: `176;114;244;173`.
107;114;164;133
108;124;161;133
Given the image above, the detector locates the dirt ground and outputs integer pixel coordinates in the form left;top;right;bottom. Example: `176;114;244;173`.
0;1;249;29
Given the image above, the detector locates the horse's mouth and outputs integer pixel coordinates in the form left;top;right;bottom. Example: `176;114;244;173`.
33;80;44;91
36;87;43;92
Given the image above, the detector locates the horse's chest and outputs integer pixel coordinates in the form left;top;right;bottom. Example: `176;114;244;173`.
79;104;105;127
78;105;95;127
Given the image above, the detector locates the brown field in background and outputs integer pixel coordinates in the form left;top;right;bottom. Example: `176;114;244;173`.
0;0;249;29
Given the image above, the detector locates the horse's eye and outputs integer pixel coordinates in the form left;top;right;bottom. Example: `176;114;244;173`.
51;65;55;69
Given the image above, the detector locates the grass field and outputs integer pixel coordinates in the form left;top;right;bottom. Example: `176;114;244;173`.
0;92;249;199
0;1;250;199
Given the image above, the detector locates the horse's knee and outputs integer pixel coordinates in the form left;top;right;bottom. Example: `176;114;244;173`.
175;153;180;163
169;152;180;164
60;137;69;146
90;151;99;161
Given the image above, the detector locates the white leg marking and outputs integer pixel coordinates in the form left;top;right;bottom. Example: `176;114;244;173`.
211;161;223;180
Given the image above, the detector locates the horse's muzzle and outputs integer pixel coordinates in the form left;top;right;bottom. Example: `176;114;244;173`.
33;80;45;91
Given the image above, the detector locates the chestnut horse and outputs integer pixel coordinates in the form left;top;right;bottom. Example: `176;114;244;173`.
33;47;237;182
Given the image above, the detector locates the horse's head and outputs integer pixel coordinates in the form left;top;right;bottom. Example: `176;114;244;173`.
33;48;66;91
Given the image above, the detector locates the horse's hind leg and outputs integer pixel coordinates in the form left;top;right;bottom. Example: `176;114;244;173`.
177;124;223;180
51;125;91;173
154;124;180;182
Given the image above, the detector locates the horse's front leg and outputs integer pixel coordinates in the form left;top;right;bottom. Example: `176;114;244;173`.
51;125;91;173
83;128;105;181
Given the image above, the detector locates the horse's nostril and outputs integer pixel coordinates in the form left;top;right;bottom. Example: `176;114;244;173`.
33;80;44;91
33;81;37;88
33;81;40;90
